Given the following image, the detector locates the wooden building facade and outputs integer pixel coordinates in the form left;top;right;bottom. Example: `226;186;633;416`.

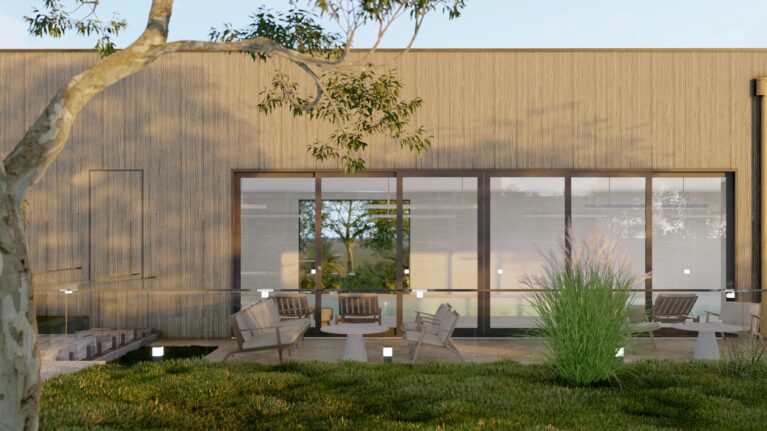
0;49;764;338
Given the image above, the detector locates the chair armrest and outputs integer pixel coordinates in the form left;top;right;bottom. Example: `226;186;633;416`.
417;316;440;325
704;311;720;323
414;311;436;318
236;324;280;334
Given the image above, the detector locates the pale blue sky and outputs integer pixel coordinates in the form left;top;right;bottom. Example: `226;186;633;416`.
1;1;767;49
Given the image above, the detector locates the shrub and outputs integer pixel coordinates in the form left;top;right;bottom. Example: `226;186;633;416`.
721;336;767;378
523;231;646;385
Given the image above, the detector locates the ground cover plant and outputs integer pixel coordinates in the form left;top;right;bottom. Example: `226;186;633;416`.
42;359;767;430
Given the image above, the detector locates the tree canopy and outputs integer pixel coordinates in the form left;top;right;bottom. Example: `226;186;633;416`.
24;0;466;173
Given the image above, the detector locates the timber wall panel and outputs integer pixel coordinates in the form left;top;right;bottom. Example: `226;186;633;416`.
0;49;763;337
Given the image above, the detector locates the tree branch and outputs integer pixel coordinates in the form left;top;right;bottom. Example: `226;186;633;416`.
3;0;175;201
161;38;349;69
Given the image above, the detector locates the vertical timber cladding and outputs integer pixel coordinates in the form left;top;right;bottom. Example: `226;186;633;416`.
88;170;144;330
1;49;764;337
88;170;144;282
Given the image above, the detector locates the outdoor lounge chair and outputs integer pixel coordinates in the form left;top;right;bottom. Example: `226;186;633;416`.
403;303;452;332
626;294;699;346
272;293;314;320
749;314;763;342
336;294;382;324
403;309;463;363
225;300;310;363
627;306;661;347
650;293;698;323
626;305;661;348
703;301;761;338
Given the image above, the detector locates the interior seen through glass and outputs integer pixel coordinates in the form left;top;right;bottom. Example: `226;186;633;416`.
239;174;731;332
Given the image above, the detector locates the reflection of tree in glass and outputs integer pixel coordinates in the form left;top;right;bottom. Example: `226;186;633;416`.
298;239;344;289
298;199;408;290
653;191;725;239
323;200;380;273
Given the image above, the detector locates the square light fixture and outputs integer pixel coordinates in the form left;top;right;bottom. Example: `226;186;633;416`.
496;269;503;275
383;346;393;363
683;269;691;275
414;289;426;299
257;289;273;299
403;268;410;275
310;268;317;275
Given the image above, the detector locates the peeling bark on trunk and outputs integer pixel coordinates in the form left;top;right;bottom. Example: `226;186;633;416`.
0;172;40;431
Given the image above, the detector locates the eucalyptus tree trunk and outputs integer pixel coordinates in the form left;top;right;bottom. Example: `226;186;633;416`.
0;0;381;425
0;182;39;431
0;2;174;429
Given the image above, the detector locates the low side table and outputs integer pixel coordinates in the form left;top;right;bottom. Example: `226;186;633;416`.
670;322;744;360
320;323;387;362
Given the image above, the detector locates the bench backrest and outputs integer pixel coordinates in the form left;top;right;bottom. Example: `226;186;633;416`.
652;294;697;322
338;294;380;317
273;294;311;317
437;310;460;344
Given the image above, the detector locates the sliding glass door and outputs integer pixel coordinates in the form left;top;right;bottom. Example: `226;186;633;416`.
489;177;564;328
234;171;733;336
403;177;478;329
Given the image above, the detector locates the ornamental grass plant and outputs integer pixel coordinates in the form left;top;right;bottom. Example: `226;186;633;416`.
523;231;647;386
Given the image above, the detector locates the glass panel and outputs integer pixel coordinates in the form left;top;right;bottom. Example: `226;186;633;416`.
403;291;478;328
319;292;398;328
652;177;727;317
490;292;541;328
402;177;478;291
489;177;565;328
240;177;315;307
320;178;399;291
571;177;646;278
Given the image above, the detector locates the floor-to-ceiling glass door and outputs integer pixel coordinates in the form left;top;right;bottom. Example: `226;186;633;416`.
234;171;734;337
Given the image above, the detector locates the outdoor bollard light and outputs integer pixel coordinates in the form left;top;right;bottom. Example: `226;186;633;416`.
152;346;165;361
310;268;317;275
414;289;426;299
615;347;625;362
58;287;78;338
383;346;393;363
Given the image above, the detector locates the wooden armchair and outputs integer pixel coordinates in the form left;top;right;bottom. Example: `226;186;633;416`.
704;301;760;338
403;303;452;332
272;293;314;320
335;294;382;324
403;309;463;363
225;300;310;363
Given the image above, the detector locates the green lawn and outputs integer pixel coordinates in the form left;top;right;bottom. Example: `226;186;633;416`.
42;359;767;430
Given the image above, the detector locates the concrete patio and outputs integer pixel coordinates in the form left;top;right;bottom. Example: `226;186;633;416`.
157;337;708;365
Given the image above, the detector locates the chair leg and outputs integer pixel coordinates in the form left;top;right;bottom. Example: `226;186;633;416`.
411;343;422;364
448;341;464;363
649;330;656;349
222;350;237;363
